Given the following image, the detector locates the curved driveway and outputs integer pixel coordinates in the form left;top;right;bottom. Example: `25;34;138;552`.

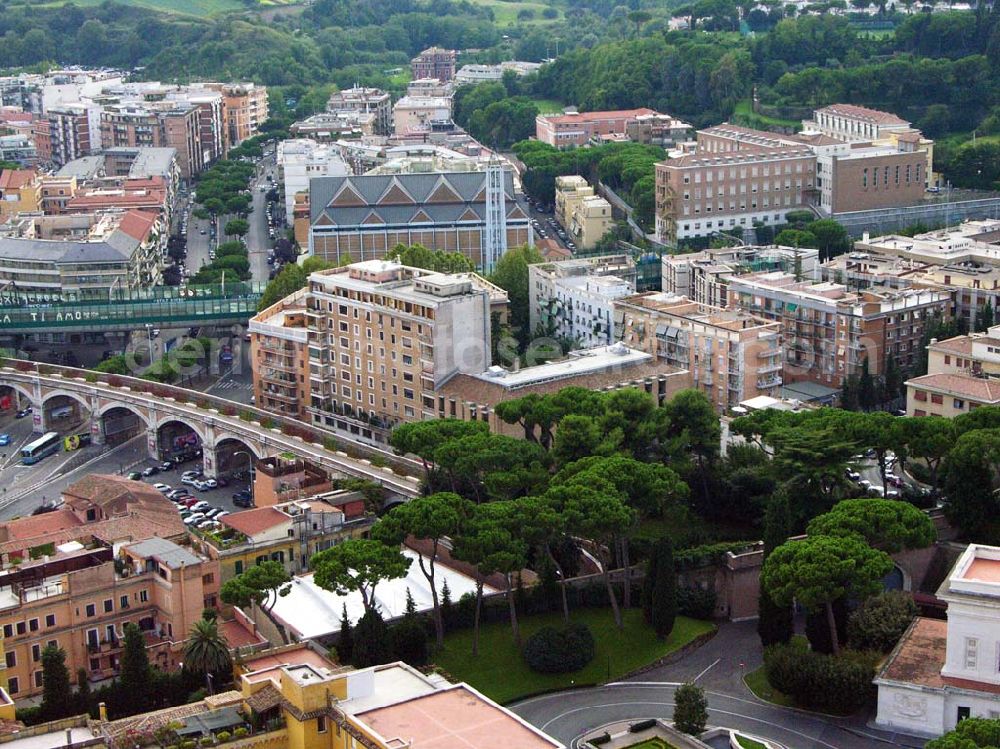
510;622;925;749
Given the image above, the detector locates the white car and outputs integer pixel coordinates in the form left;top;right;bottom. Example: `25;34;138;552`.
198;520;221;530
182;475;199;487
183;513;206;525
152;483;172;494
190;501;211;513
859;479;872;490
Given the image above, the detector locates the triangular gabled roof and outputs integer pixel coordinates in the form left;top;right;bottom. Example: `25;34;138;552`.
330;183;367;207
410;209;433;223
506;203;527;220
377;179;415;205
361;210;385;225
426;177;464;204
314;212;336;226
458;207;481;222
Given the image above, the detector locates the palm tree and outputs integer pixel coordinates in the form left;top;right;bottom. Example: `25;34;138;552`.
184;618;232;678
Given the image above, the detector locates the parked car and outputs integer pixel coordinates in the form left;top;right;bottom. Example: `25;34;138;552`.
182;497;201;508
859;479;872;490
127;471;142;481
152;483;172;494
232;489;251;502
198;520;221;530
15;407;31;419
846;469;861;481
183;514;206;526
190;501;211;513
181;475;199;486
141;466;159;477
167;489;190;500
214;511;230;520
203;478;218;489
0;434;9;446
160;460;174;471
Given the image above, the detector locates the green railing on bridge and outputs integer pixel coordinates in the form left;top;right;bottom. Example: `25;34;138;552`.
0;282;265;329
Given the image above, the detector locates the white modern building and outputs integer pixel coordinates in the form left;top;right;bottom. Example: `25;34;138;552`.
875;544;1000;736
276;138;349;223
392;96;454;137
529;255;636;347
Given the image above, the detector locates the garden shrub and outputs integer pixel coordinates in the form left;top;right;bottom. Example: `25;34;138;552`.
215;732;231;743
677;586;716;619
233;728;248;739
389;618;429;667
181;741;197;749
848;591;917;653
523;622;595;674
200;736;214;747
763;643;876;714
629;719;657;732
589;733;611;746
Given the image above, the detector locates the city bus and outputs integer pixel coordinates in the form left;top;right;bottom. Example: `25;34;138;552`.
21;432;62;465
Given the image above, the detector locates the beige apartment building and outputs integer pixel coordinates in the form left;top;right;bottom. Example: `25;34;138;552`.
100;103;202;180
554;175;613;250
203;82;269;145
249;289;311;419
327;87;392;136
0;169;40;221
410;47;457;82
250;260;508;443
727;271;951;388
655;146;817;243
535;108;660;147
903;326;1000;416
661;245;821;307
0;475;216;699
35;106;92;167
614;291;783;411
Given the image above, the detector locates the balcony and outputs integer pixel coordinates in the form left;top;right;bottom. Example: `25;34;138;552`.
758;361;782;374
757;376;783;389
757;348;780;359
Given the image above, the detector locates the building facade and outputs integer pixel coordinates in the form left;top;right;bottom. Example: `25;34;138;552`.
307;171;531;270
0;169;40;222
726;271;951;388
410;47;457;82
276;139;349;224
553;175;612;250
326;87;392;136
528;254;637;347
614;291;784;411
535;108;661;147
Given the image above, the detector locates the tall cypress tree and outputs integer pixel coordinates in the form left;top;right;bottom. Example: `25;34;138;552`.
338;604;354;664
40;645;72;721
76;667;92;717
650;538;677;639
120;623;153;716
642;544;660;624
758;492;794;647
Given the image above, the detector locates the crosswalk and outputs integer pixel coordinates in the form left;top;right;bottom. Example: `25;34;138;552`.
210;379;253;392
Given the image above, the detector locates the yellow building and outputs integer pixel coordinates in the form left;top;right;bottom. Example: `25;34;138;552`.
553;175;612;250
0;169;40;221
11;648;564;749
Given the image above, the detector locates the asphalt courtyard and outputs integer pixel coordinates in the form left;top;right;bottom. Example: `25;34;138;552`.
510;621;926;749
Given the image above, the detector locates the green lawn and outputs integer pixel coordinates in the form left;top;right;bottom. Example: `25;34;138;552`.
734;735;768;749
732;100;800;130
432;608;715;704
13;0;292;15
743;665;796;709
467;0;558;25
530;97;566;115
624;739;677;749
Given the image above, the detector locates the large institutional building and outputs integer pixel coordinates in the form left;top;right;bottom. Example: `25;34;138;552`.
306;171;532;270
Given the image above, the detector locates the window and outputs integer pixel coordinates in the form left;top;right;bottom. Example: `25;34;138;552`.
317;717;328;734
1;625;10;638
954;399;966;410
103;599;113;614
234;560;244;575
85;603;96;617
45;614;55;627
16;622;25;635
931;393;943;405
7;678;18;695
28;618;38;632
34;671;43;688
139;590;148;603
958;706;971;723
965;637;979;669
31;644;40;662
120;595;129;610
914;390;927;402
4;652;14;668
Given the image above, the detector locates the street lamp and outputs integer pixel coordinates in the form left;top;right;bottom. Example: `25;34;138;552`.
233;450;255;506
143;324;155;366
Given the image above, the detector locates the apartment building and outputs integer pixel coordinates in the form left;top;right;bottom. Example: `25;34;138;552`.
0;169;40;222
35;105;91;167
100;102;202;180
250;260;508;441
189;490;372;586
824;222;1000;328
615;291;783;411
0;134;36;166
900;326;1000;417
655;145;816;243
528;254;637;347
289;111;376;142
276;139;349;223
249;289;310;418
326;86;392;136
410;47;458;82
662;244;820;307
535;108;660;147
438;343;689;433
392;95;453;137
727;271;951;387
202;82;268;145
38;174;77;214
454;61;543;86
625;113;693;148
814;142;927;215
0;209;164;300
61;178;170;219
307;171;532;270
554;175;613;250
0;475;213;698
876;544;1000;735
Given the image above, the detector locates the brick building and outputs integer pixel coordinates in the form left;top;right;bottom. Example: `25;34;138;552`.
535;108;660;147
410;47;457;82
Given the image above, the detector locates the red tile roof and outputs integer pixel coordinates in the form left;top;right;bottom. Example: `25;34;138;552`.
927;335;975;356
0;508;82;544
116;210;158;242
816;103;908;126
540;108;659;125
906;373;1000;403
221;507;289;537
219;618;267;649
0;169;36;190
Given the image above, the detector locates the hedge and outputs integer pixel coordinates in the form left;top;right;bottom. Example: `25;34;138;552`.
522;622;595;674
763;642;877;714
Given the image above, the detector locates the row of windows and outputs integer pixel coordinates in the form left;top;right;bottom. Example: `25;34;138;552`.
861;163;922;188
683;195;798;215
1;590;152;638
681;162;809;182
683;180;806;199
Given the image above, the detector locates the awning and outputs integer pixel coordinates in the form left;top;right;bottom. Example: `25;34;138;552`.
665;327;680;339
176;707;245;737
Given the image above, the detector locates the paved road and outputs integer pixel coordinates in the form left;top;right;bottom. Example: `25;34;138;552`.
511;622;923;749
247;152;277;282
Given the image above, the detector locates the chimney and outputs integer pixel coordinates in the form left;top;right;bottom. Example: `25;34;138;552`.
862;232;870;243
513;357;520;373
65;729;72;747
99;702;107;721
